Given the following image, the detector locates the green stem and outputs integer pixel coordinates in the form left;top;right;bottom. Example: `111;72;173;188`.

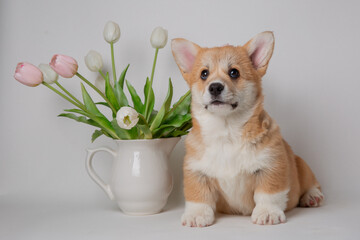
55;82;84;107
149;48;159;86
75;72;117;114
144;48;159;120
42;82;86;111
110;42;117;85
99;70;107;81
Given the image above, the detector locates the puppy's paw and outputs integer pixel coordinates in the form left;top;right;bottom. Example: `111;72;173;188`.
251;205;286;225
299;186;324;207
181;202;215;227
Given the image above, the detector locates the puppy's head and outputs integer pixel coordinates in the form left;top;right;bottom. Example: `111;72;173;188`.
171;32;274;116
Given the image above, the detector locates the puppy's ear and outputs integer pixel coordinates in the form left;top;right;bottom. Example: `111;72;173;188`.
244;31;274;77
171;38;200;76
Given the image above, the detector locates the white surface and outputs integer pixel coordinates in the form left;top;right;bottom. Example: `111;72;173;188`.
1;0;360;239
0;195;359;240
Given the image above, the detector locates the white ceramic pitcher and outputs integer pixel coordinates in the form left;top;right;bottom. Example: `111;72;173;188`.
85;137;180;215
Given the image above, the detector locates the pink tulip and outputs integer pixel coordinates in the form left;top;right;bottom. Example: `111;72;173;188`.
49;54;78;78
14;62;43;87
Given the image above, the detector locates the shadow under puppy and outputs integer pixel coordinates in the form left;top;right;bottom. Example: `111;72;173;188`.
171;32;323;227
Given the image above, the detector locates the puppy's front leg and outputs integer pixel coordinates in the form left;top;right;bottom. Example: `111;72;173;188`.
251;169;289;225
181;169;217;227
251;189;288;225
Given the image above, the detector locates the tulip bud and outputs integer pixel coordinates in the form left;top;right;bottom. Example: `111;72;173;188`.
49;54;78;78
14;62;43;87
38;63;58;84
150;27;168;49
103;21;121;44
85;50;103;72
116;107;139;129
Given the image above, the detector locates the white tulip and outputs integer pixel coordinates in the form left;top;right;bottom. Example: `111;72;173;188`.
150;27;168;49
103;21;121;43
116;107;139;129
85;50;103;72
38;63;58;84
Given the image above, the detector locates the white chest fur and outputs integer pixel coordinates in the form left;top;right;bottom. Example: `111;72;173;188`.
217;174;255;215
188;110;274;179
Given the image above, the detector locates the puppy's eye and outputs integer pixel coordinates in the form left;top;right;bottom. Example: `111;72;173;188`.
229;68;240;79
200;70;209;80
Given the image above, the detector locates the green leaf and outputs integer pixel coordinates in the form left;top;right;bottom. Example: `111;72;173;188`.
64;108;118;140
91;130;103;142
126;80;144;113
59;113;115;141
102;130;111;138
58;113;99;128
169;130;188;137
63;109;103;124
95;102;110;108
105;72;120;110
64;108;90;116
114;81;128;108
150;78;173;131
163;90;191;123
153;126;175;138
149;110;158;123
110;119;131;140
180;121;193;132
127;127;138;139
118;64;130;89
166;113;192;128
144;77;155;119
136;124;152;139
153;113;191;134
81;83;105;118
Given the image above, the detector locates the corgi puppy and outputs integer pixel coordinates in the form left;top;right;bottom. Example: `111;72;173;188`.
171;32;323;227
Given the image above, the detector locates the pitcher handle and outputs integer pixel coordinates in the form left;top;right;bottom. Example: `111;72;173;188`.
85;147;116;200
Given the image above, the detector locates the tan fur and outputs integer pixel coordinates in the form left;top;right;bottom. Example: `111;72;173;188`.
172;32;323;224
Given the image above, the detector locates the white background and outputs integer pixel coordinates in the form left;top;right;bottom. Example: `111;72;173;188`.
1;0;359;239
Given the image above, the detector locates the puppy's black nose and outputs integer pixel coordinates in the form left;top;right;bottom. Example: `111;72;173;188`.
209;83;224;96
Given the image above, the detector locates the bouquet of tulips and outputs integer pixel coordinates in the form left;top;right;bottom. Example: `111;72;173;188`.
14;21;192;142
